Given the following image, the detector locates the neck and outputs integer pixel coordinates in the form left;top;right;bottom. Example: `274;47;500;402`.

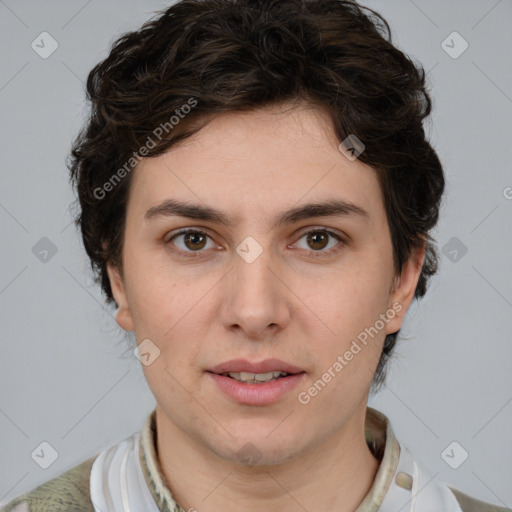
154;405;380;512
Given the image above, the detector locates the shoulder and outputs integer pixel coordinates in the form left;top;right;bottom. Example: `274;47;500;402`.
449;486;512;512
0;454;98;512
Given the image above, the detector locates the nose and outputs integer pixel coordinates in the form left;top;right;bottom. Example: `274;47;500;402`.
219;243;291;340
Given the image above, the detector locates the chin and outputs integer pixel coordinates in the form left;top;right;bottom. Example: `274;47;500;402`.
211;435;304;468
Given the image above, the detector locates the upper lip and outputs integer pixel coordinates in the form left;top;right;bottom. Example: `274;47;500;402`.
208;358;305;375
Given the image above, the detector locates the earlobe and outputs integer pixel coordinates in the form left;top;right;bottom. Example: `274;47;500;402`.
106;261;134;332
385;241;426;335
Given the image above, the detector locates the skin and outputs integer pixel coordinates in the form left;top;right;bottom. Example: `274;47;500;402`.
107;100;425;512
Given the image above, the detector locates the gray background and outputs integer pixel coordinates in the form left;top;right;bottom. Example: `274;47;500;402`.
1;0;511;507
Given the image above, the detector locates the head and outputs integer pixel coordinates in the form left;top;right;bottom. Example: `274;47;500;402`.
68;0;444;463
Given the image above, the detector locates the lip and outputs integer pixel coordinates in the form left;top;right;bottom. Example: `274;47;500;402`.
208;358;305;375
207;372;306;406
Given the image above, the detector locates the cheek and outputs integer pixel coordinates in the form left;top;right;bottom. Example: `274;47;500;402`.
126;269;209;363
309;266;391;335
301;263;392;386
123;250;184;332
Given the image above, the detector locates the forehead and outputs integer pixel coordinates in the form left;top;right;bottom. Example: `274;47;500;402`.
126;102;385;227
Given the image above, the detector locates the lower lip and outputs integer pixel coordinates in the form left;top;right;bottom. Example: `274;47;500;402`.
207;372;306;406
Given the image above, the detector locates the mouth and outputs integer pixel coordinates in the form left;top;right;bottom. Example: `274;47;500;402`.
207;358;306;383
206;359;306;405
215;370;297;384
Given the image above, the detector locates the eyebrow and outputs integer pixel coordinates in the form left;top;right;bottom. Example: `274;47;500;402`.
144;198;369;228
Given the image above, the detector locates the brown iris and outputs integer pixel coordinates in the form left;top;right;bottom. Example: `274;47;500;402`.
184;232;207;251
307;231;329;251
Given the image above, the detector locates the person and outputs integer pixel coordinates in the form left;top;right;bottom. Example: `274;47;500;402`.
1;0;509;511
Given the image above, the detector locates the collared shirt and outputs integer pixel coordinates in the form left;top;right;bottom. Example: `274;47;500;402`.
1;407;509;512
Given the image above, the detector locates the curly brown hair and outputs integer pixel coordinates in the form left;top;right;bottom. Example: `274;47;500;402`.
68;0;445;393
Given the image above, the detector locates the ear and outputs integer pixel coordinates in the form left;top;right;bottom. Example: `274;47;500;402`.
106;261;134;332
385;239;426;335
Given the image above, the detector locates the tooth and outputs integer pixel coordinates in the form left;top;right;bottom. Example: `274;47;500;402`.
254;372;275;381
225;371;289;383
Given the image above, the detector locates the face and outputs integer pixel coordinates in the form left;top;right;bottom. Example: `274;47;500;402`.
107;101;424;466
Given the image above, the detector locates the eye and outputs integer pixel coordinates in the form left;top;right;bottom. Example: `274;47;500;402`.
166;229;218;256
292;229;345;257
165;227;346;259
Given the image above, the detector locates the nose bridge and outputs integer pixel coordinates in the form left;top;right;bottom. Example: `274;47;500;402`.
221;236;289;335
233;238;277;306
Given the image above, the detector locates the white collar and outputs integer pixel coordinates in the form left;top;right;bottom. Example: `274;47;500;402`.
376;443;462;511
90;433;161;512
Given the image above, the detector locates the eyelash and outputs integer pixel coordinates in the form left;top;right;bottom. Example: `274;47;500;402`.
164;227;347;259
